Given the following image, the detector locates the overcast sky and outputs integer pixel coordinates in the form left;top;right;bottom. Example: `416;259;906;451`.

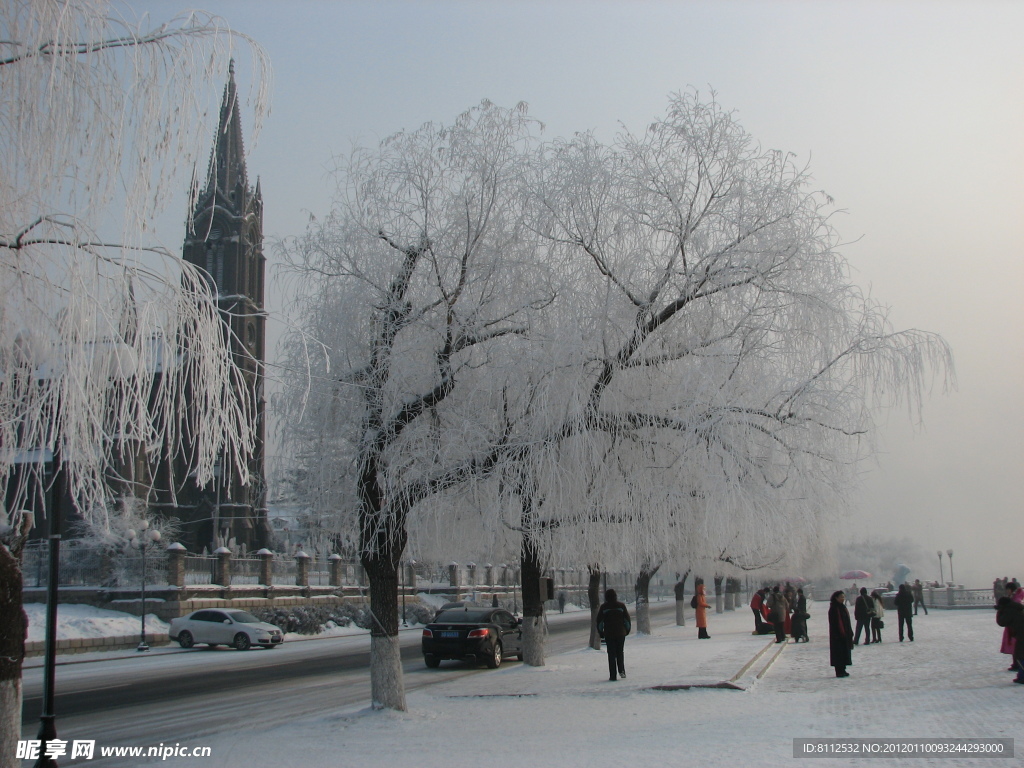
131;0;1023;587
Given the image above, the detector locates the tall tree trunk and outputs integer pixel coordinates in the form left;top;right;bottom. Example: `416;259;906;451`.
359;457;407;712
673;569;690;627
520;534;545;666
714;573;724;614
362;554;406;711
634;563;660;635
588;565;602;650
0;542;27;768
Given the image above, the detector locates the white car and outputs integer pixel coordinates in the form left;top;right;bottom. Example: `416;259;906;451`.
169;609;284;650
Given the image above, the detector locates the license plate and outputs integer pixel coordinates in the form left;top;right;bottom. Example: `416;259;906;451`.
439;631;460;638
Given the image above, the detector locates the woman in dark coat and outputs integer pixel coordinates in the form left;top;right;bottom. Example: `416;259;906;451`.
828;590;853;677
790;588;808;642
995;596;1024;683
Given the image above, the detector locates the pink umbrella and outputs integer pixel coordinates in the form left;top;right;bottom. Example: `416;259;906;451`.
840;570;871;580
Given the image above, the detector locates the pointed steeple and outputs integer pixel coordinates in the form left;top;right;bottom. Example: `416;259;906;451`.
205;59;248;209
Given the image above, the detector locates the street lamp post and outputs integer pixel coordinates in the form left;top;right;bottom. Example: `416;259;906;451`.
35;446;67;768
937;550;944;585
128;522;162;651
947;549;954;585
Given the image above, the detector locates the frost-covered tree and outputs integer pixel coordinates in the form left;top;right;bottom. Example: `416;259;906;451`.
278;91;952;711
0;1;268;762
505;89;954;658
276;101;546;711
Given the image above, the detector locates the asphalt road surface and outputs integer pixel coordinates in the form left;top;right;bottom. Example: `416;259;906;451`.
21;602;677;764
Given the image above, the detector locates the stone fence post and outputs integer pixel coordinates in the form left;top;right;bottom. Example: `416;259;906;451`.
257;548;274;586
448;562;460;589
329;553;343;587
466;562;477;587
484;563;494;587
295;551;310;587
166;542;186;589
213;546;232;587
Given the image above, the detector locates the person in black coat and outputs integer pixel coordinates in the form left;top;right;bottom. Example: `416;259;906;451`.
853;587;874;645
995;597;1024;684
894;583;914;642
828;590;853;677
790;588;809;642
596;588;631;681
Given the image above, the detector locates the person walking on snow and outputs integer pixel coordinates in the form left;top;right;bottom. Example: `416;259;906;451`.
894;583;914;642
695;581;711;639
995;596;1024;683
596;588;631;681
828;591;854;678
870;590;885;643
790;588;809;643
853;587;874;645
912;579;928;615
768;585;789;643
999;581;1023;670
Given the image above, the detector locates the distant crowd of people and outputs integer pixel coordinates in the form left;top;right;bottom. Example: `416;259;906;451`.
595;575;1024;684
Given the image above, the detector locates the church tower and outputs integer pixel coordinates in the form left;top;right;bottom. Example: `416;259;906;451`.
178;61;268;551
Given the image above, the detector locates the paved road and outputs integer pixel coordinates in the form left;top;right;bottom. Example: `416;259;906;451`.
21;602;677;763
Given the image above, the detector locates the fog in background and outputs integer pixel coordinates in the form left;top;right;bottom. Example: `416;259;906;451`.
127;0;1023;587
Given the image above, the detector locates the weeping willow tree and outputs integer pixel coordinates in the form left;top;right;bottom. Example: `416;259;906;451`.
0;2;268;762
494;88;955;661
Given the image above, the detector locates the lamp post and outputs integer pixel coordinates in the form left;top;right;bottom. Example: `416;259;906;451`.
35;442;68;768
947;549;954;585
937;550;944;585
127;522;162;651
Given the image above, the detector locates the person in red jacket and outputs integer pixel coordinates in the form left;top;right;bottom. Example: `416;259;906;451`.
749;588;773;635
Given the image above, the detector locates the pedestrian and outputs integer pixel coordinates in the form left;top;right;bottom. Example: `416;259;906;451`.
596;588;631;681
853;587;874;645
695;581;711;639
999;581;1024;669
790;587;809;642
995;596;1024;684
912;579;928;615
557;590;566;614
749;588;772;635
828;591;853;678
783;582;796;638
894;583;914;642
870;590;885;643
768;585;789;643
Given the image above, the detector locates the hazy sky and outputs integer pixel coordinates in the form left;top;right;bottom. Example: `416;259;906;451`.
132;0;1023;586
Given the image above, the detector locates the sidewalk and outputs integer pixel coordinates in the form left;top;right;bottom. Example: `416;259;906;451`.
195;605;1018;768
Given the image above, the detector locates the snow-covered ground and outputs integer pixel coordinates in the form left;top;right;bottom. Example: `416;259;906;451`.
22;600;1018;767
151;604;1014;768
23;603;170;643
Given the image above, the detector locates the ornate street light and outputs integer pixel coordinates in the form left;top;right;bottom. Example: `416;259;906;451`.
127;522;162;651
937;550;944;585
947;549;954;585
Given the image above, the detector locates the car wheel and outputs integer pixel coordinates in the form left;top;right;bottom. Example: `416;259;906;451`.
233;632;251;651
424;654;441;668
486;641;503;669
177;631;194;649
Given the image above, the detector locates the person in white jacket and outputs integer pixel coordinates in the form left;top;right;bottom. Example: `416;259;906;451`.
870;590;886;643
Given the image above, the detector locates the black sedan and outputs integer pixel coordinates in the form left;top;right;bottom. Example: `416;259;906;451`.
422;607;523;668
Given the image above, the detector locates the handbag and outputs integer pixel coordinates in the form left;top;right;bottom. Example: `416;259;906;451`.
877;619;884;629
